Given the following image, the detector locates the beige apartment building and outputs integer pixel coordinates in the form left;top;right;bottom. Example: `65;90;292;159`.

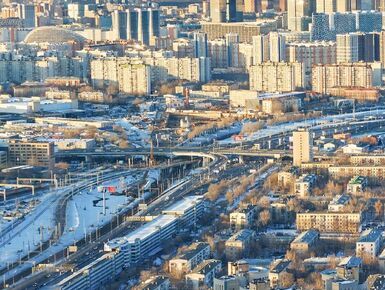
201;21;277;42
329;166;385;179
8;139;55;169
296;212;362;234
312;62;380;95
249;62;305;92
350;155;385;166
292;128;313;167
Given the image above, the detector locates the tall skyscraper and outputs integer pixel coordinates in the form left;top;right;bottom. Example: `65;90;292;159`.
137;8;160;45
293;128;313;167
316;0;337;13
336;33;359;63
193;32;208;58
269;32;286;62
210;0;226;22
112;8;160;45
252;33;286;64
19;4;36;28
244;0;258;13
330;12;356;35
311;13;333;41
287;0;312;31
355;11;382;33
226;33;239;67
112;10;127;40
252;34;270;64
210;0;242;22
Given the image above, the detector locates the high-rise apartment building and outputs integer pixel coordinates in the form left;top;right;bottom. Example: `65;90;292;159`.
209;38;229;68
193;32;208;58
226;33;240;67
355;10;382;33
118;61;151;95
269;32;286;62
330;12;356;35
91;56;211;89
292;128;313;166
252;32;286;64
111;8;160;45
252;34;270;64
287;41;336;88
249;62;305;92
19;4;36;28
312;62;381;94
210;0;243;23
244;0;258;13
210;0;227;22
337;32;380;63
311;13;333;41
316;0;337;13
329;0;360;11
357;32;380;62
336;33;359;63
287;0;312;31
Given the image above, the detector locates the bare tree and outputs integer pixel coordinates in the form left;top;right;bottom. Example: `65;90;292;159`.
259;209;271;226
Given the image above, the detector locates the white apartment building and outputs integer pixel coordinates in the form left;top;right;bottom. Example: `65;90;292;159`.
169;242;211;276
118;61;151;95
249;62;305;93
336;33;358;63
230;204;256;229
356;229;382;258
286;41;336;88
312;62;381;95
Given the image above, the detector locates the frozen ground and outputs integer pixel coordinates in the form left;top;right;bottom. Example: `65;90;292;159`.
0;171;146;273
0;188;63;269
62;174;140;244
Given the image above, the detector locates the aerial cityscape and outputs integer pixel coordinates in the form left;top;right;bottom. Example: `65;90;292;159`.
1;0;385;289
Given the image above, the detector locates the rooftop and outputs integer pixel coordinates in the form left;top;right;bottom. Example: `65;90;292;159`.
329;195;351;206
292;230;319;244
126;215;177;243
270;259;291;274
176;242;210;261
338;256;362;269
191;259;221;275
357;229;382;243
138;276;169;290
227;229;254;242
162;195;203;214
349;176;367;185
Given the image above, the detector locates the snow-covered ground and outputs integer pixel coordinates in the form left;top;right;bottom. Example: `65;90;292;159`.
115;118;151;148
0;169;165;282
0;170;146;273
62;174;140;244
0;188;63;269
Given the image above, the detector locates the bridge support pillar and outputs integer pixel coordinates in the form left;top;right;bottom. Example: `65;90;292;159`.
203;157;210;167
239;156;244;164
85;155;92;163
267;140;271;149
